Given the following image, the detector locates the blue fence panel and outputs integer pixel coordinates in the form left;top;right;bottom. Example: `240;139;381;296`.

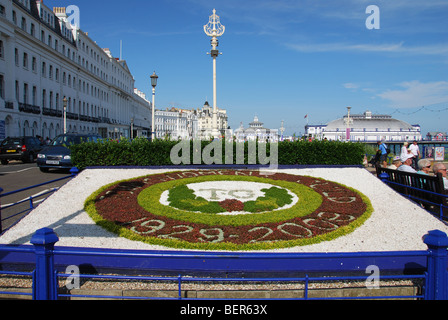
378;172;448;220
48;247;429;278
0;168;79;234
0;228;447;300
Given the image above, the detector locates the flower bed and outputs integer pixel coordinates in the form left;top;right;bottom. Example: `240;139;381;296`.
85;170;373;251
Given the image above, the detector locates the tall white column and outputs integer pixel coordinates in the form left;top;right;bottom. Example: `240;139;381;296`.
204;9;225;139
151;88;155;140
212;50;218;138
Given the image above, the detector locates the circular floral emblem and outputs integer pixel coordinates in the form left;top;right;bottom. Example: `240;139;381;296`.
85;170;373;251
163;181;298;215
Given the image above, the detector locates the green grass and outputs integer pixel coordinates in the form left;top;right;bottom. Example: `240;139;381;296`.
137;175;322;226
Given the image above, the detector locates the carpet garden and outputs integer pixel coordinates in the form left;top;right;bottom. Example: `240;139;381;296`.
86;170;373;251
2;167;448;253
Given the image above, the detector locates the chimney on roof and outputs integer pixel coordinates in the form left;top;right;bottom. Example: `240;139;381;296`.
53;7;66;14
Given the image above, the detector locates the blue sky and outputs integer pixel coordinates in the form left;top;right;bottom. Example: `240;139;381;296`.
46;0;448;136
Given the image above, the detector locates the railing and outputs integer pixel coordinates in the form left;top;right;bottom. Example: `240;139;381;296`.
0;228;447;300
378;172;448;220
5;101;14;109
0;168;79;234
18;103;40;114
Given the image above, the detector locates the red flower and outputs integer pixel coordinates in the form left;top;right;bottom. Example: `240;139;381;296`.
219;199;245;212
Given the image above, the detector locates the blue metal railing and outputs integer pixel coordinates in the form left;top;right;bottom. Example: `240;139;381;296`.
0;168;79;234
378;172;448;220
0;228;447;300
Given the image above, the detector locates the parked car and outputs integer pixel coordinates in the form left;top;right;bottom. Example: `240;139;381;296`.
37;134;101;172
0;136;44;165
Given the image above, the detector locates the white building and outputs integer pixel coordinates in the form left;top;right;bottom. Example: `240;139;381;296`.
0;1;151;140
305;110;422;142
234;116;278;142
155;107;198;140
196;101;228;139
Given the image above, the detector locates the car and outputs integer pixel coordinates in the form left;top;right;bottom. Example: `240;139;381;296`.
0;136;45;165
37;134;101;172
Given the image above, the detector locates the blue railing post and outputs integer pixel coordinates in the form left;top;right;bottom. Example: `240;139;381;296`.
29;196;34;210
0;187;3;234
423;230;448;300
31;228;59;300
378;172;389;183
70;167;79;177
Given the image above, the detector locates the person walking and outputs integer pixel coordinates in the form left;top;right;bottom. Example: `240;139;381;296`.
409;140;421;170
378;140;388;168
400;142;410;160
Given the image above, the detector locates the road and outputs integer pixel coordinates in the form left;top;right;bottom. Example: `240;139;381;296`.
0;161;73;232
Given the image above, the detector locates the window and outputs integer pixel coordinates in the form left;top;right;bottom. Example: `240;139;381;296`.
0;75;4;99
49;91;53;108
15;48;19;65
32;86;37;105
41;62;46;77
32;57;36;72
23;52;28;69
0;40;3;59
42;89;46;108
15;81;19;101
23;83;28;104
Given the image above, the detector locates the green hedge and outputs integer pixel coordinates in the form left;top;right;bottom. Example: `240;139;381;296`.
70;138;365;169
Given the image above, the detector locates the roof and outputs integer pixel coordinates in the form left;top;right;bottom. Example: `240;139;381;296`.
325;111;415;131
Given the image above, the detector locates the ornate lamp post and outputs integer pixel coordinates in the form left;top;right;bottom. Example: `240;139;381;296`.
344;106;353;142
204;9;225;139
150;71;158;141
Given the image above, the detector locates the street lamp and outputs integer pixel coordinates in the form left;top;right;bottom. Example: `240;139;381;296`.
204;9;225;139
344;106;353;142
130;118;134;140
150;71;158;141
63;96;67;134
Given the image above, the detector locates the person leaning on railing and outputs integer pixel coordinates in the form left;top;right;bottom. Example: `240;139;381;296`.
433;163;448;190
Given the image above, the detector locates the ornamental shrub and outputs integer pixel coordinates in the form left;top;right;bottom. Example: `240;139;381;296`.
70;138;365;169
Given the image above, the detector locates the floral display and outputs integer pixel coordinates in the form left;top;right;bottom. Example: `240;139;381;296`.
85;170;373;250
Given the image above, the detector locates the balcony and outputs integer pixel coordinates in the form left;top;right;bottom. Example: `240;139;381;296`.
19;103;41;114
42;108;62;117
99;117;111;124
66;112;79;120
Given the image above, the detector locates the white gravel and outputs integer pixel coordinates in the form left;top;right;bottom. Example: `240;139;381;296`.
1;167;447;253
